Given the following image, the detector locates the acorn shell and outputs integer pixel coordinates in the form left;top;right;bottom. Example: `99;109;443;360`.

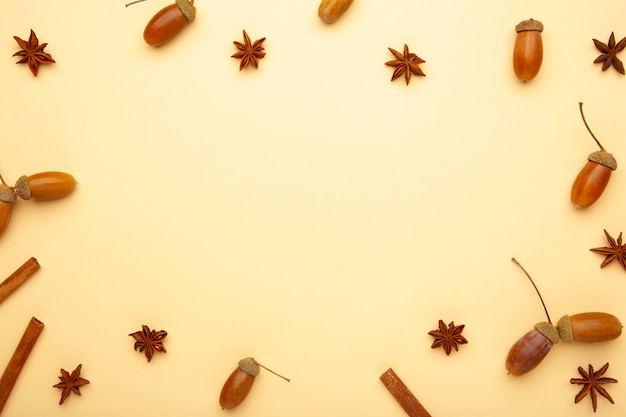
588;150;617;170
534;321;559;344
515;18;544;33
0;184;16;203
238;357;260;376
175;0;195;22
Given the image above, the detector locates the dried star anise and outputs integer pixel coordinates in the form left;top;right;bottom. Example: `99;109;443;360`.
52;364;90;405
231;30;266;71
570;362;618;412
428;320;468;355
385;44;425;85
12;29;55;77
590;229;626;271
129;324;167;362
592;32;626;75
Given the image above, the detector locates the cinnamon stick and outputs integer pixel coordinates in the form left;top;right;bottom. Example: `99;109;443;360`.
0;258;40;305
380;368;432;417
0;317;44;415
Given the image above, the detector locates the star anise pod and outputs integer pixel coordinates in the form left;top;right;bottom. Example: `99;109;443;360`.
590;229;626;271
12;29;56;77
52;364;90;405
385;44;425;85
570;362;618;412
592;32;626;75
129;324;167;362
428;319;468;355
231;30;266;71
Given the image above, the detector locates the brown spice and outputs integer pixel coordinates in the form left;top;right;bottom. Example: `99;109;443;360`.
0;257;40;304
385;44;425;85
380;368;432;417
592;32;626;75
231;30;266;71
428;319;468;355
12;29;55;77
0;317;44;414
570;362;618;412
129;325;167;362
590;229;626;271
53;364;90;405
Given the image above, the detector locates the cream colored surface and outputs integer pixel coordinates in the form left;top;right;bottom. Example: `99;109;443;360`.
1;0;626;416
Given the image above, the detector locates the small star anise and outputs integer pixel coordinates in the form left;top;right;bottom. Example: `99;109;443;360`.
129;324;167;362
428;320;468;355
570;362;618;412
590;229;626;271
52;364;90;405
592;32;626;75
231;30;266;71
385;44;425;85
12;29;56;77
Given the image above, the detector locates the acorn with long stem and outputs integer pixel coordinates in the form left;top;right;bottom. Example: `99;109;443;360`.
219;357;290;410
570;102;617;209
506;258;622;376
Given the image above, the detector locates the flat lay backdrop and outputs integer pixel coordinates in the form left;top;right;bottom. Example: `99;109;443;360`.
1;0;626;416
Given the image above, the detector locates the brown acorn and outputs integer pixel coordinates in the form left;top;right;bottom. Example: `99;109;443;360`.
0;171;76;239
570;102;617;209
318;0;354;24
513;18;543;81
14;172;76;200
126;0;196;47
219;357;289;410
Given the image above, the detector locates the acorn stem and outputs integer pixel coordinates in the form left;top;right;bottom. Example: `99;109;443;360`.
255;361;290;382
511;258;552;324
125;0;148;7
0;174;6;186
579;102;605;151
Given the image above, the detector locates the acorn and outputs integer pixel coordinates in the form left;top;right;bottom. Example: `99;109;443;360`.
219;357;289;410
318;0;354;24
126;0;196;47
0;171;76;239
14;172;76;200
570;102;617;209
513;18;543;82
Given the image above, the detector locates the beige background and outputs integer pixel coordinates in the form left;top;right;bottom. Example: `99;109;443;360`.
1;0;626;416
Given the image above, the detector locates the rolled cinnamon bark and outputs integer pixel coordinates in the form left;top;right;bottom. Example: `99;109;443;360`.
380;368;432;417
0;317;44;414
0;258;40;305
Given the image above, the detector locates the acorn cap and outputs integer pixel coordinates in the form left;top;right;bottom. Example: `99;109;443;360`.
515;18;544;33
588;150;617;170
0;184;16;203
535;321;559;344
176;0;196;22
238;357;260;376
556;315;573;343
14;175;31;200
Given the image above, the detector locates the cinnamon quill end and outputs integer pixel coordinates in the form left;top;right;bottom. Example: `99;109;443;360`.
0;317;44;414
0;257;40;305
